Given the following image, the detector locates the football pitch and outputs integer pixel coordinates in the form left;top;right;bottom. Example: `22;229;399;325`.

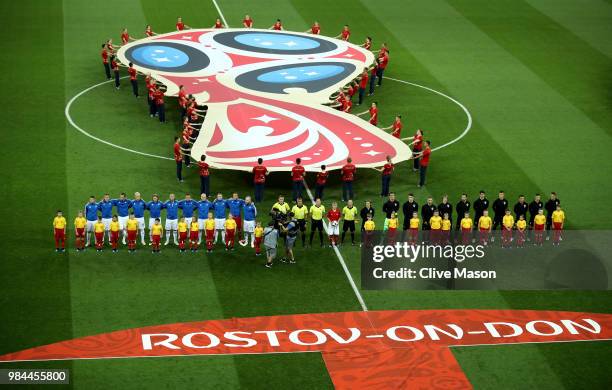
1;0;611;388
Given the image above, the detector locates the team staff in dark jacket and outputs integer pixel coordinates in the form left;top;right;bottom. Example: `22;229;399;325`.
528;194;543;228
455;194;470;231
491;191;509;230
382;192;400;220
438;195;452;228
514;195;528;221
473;191;489;230
402;193;418;230
544;192;560;230
421;197;436;231
360;200;375;231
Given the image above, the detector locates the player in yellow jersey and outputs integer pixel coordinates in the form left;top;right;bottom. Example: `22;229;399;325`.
204;212;215;252
478;210;492;245
501;210;514;248
409;212;420;245
341;199;359;245
361;213;375;248
74;211;87;251
53;210;67;252
387;211;399;244
225;214;237;250
110;215;121;252
190;216;200;251
150;218;163;253
253;221;264;255
291;198;309;247
551;205;565;245
429;210;442;245
460;212;473;244
177;217;188;252
309;198;326;247
94;216;105;251
533;209;546;246
126;213;139;252
441;213;451;245
516;215;527;247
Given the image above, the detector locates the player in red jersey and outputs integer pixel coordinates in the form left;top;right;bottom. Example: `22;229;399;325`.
357;67;368;105
153;86;165;123
198;155;211;197
327;202;341;246
144;25;156;37
146;75;158;117
110;55;120;89
335;25;350;41
314;165;328;200
269;19;283;30
377;49;389;86
243;15;253;28
101;44;111;79
374;155;394;197
357;101;378;126
212;18;224;29
174;137;183;183
176;17;190;31
368;58;379;96
341;97;352;113
341;157;356;201
127;62;138;97
306;21;320;34
120;28;135;45
382;115;402;139
362;36;372;50
252;158;268;202
291;158;306;201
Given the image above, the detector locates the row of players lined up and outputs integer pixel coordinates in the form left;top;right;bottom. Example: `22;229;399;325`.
50;190;565;251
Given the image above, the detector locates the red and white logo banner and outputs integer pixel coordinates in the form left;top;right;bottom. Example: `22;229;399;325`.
1;310;610;389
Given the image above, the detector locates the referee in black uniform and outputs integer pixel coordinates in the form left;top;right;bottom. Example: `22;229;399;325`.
528;194;543;228
514;195;528;221
544;192;560;231
491;191;508;230
421;197;436;242
438;195;453;228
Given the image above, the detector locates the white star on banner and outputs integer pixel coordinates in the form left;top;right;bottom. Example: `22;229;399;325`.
283;41;298;47
154;57;171;63
305;71;318;76
252;115;279;124
196;78;210;82
364;150;382;156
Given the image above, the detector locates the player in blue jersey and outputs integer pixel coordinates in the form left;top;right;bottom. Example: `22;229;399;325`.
241;196;257;247
98;194;114;244
147;194;165;244
164;193;179;245
131;192;148;245
227;192;245;236
112;192;132;244
212;193;228;244
179;193;198;221
84;195;99;247
197;193;212;244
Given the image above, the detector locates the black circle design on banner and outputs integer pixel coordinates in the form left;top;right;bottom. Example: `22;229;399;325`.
124;42;210;73
235;62;356;94
213;31;338;55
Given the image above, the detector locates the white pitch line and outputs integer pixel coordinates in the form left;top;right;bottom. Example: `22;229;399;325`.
383;76;473;152
212;0;229;28
303;181;369;312
65;77;173;161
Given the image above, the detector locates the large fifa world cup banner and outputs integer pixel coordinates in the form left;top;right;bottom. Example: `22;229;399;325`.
117;29;410;171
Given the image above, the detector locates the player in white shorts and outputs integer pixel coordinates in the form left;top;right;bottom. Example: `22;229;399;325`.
212;193;228;244
241;196;257;247
164;193;180;245
197;194;212;244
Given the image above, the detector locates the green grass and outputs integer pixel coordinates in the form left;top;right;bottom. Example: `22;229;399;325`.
0;0;611;388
